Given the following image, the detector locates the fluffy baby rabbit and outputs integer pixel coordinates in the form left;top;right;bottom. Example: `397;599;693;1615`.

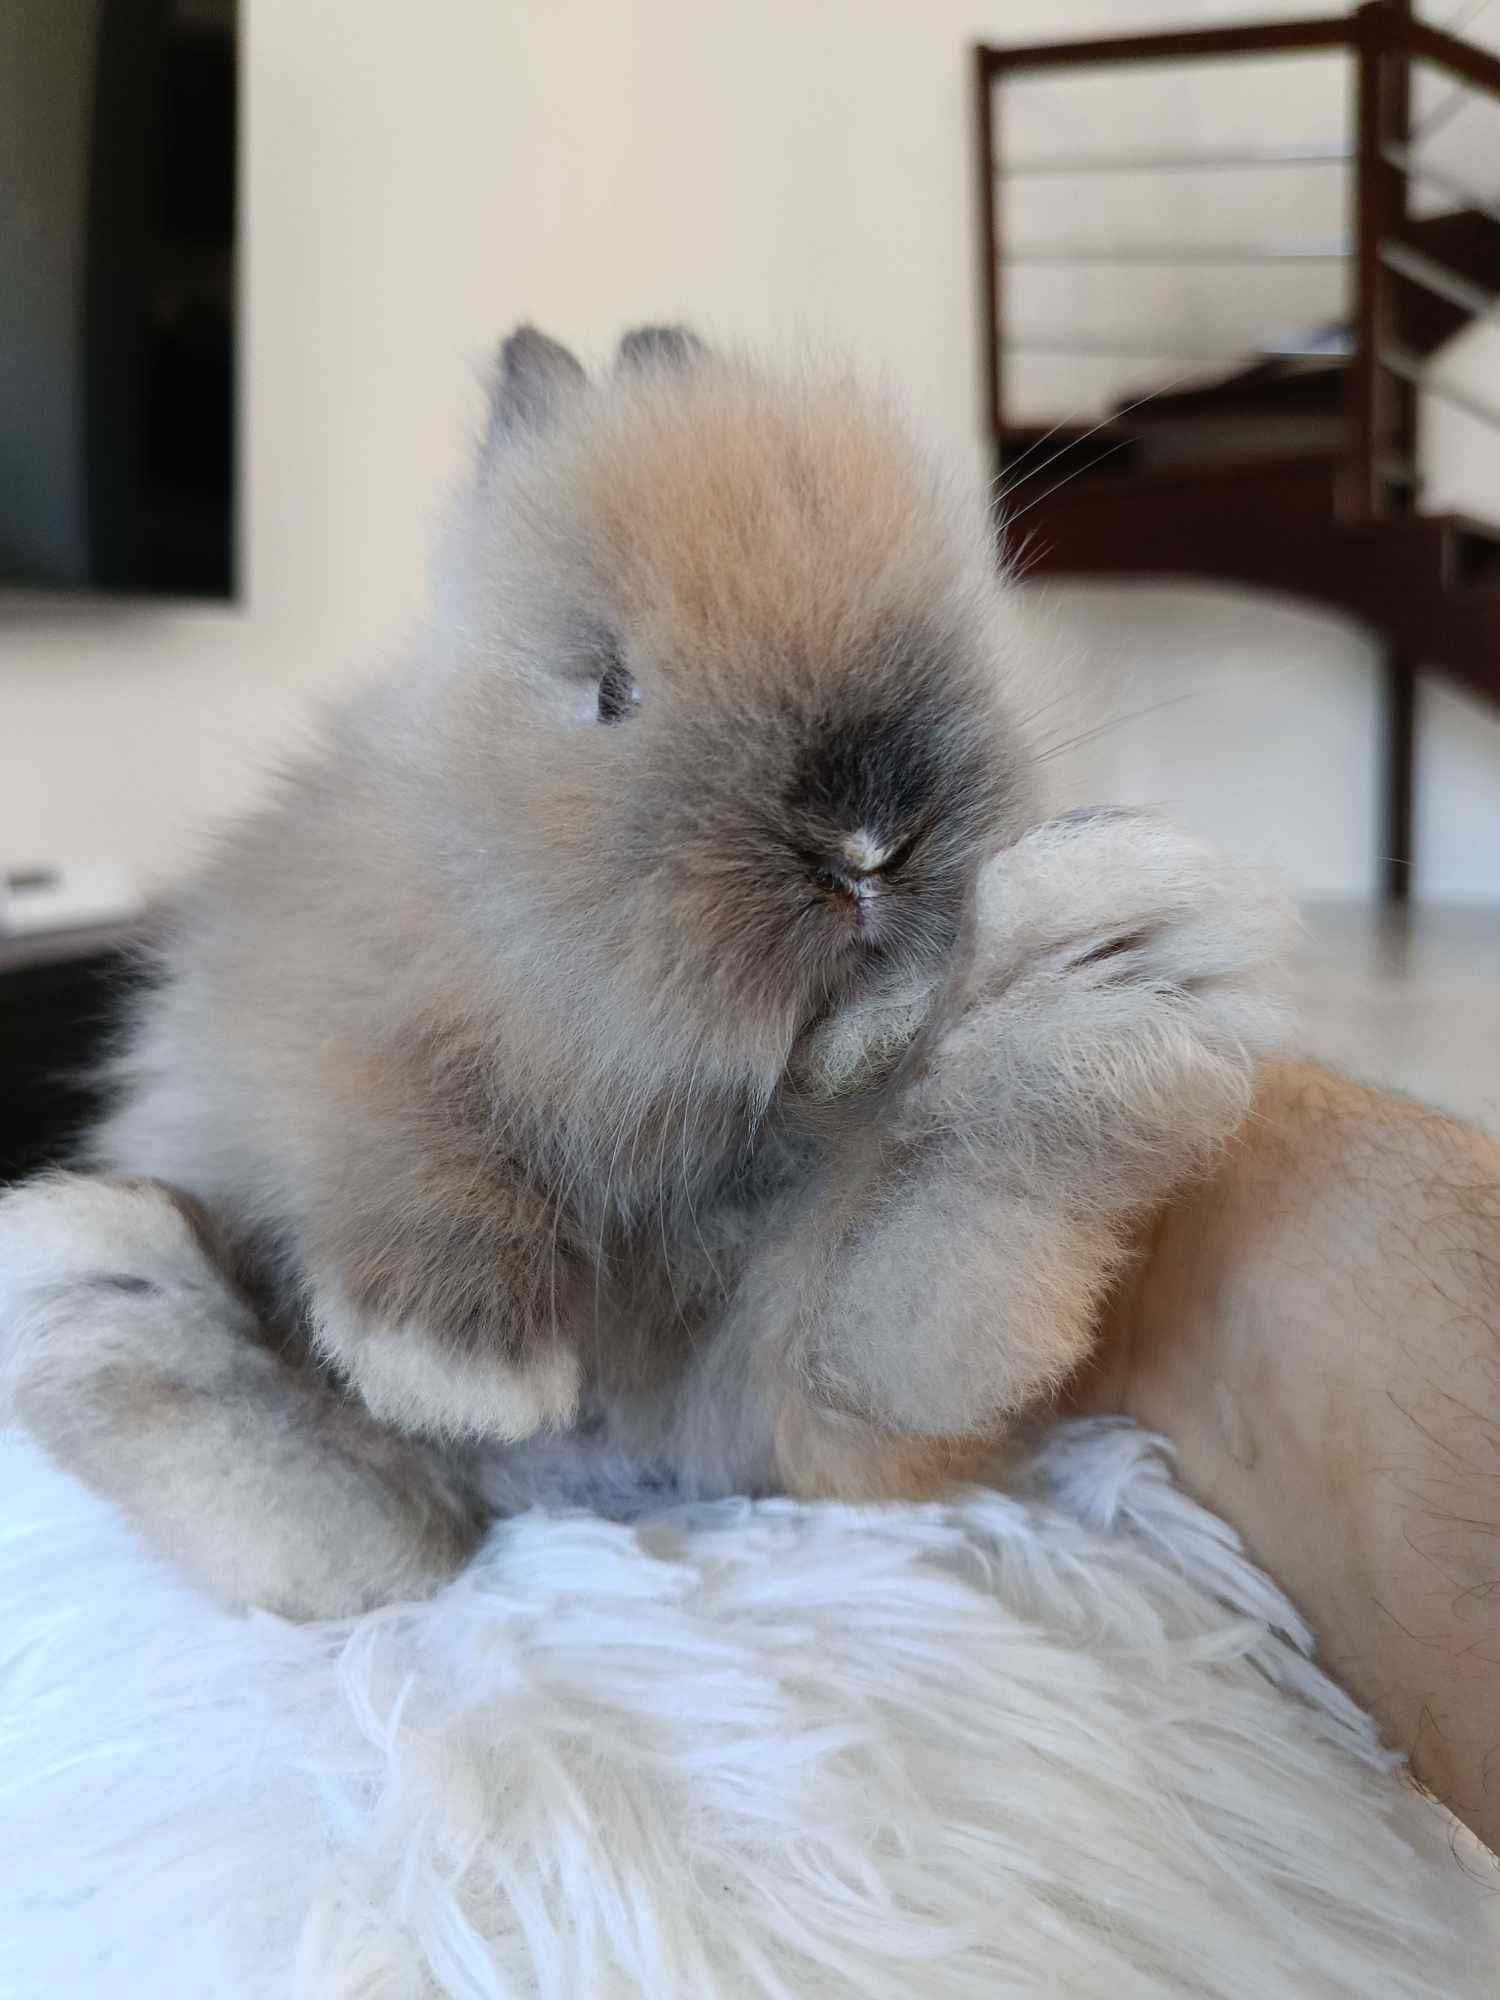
0;329;1290;1616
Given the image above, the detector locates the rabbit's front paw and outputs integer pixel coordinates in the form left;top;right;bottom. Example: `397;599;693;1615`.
905;811;1294;1208
310;1276;581;1442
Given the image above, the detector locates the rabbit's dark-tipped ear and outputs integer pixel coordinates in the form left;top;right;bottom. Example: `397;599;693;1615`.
485;327;586;448
616;325;710;374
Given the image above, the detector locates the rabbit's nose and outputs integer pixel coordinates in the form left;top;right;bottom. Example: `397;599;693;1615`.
839;830;893;875
814;829;892;906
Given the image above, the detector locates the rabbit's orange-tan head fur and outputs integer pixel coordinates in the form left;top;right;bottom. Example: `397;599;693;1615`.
394;328;1038;1144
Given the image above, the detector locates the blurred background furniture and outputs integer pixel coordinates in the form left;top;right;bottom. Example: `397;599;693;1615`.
0;924;137;1185
976;0;1500;901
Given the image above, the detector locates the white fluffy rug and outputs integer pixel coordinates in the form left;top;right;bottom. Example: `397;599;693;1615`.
1;1420;1494;1999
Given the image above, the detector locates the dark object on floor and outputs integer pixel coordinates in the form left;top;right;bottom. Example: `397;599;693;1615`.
0;924;138;1185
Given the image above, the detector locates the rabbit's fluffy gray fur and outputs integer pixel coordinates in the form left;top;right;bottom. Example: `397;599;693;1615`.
0;330;1291;1615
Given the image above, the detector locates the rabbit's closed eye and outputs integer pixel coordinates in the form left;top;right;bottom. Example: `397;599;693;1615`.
597;651;640;724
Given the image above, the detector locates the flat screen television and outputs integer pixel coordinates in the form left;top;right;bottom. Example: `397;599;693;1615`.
0;0;238;600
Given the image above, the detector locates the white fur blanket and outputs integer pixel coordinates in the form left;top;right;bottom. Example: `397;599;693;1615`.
1;1419;1494;1999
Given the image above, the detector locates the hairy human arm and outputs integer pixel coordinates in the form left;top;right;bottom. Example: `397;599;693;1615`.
1076;1061;1500;1853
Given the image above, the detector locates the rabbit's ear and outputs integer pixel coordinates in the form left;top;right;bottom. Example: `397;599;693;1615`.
485;326;587;450
616;325;710;374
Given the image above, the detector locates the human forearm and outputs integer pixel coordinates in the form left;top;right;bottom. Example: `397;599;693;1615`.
1080;1062;1500;1851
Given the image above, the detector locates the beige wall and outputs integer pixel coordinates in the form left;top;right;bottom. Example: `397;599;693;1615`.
1;0;1497;900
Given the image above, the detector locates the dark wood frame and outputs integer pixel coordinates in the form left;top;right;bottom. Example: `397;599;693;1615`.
973;3;1500;903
